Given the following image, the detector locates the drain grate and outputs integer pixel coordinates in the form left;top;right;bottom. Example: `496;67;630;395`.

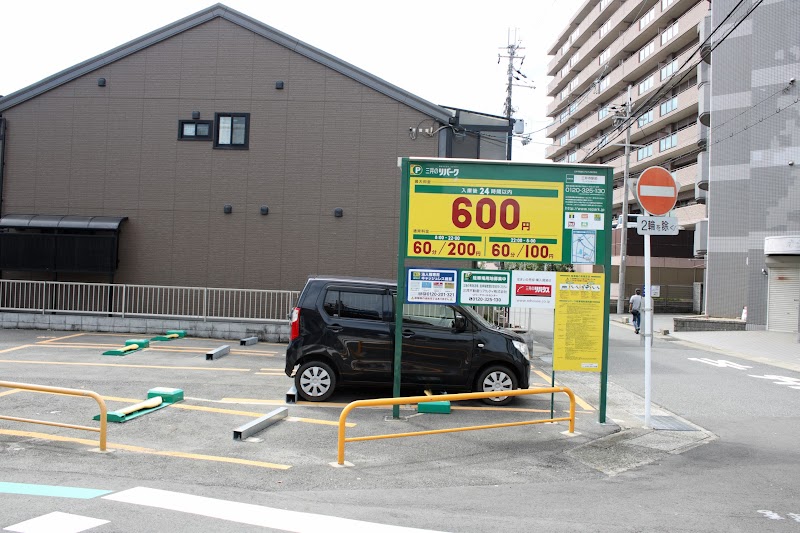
640;415;697;431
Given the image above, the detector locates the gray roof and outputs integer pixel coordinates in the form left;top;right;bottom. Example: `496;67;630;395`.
0;4;453;122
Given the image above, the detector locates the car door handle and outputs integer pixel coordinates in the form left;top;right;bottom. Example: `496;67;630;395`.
402;329;415;338
327;325;343;333
477;342;485;349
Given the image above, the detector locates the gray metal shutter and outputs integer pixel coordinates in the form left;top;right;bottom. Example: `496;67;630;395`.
767;267;800;332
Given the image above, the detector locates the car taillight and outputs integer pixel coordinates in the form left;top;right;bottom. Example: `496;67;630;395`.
290;307;301;341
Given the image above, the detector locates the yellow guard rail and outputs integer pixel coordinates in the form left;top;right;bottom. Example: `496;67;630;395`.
337;386;575;465
0;380;108;451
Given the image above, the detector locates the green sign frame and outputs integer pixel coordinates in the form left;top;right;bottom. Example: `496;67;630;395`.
396;158;614;422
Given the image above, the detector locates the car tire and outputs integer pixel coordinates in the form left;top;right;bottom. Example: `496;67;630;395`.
295;360;337;402
475;365;518;406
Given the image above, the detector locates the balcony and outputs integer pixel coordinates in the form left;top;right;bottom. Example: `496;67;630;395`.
603;122;699;177
547;72;699;163
696;150;709;190
547;21;700;142
546;1;709;123
547;0;628;76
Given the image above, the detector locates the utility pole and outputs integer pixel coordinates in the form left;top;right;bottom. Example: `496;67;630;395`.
498;30;533;160
615;84;633;315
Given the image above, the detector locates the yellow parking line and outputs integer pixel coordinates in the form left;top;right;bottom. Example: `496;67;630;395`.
0;389;23;398
37;343;123;349
0;345;35;354
38;333;86;344
531;369;595;411
0;429;290;470
0;359;250;372
286;416;347;427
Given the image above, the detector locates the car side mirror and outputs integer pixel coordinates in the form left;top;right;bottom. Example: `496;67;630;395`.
453;316;466;332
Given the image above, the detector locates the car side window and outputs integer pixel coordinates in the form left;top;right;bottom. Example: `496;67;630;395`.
323;290;384;321
402;303;458;329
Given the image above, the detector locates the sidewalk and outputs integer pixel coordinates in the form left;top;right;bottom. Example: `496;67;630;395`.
610;312;800;373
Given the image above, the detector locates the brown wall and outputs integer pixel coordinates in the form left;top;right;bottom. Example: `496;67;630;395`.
2;18;441;290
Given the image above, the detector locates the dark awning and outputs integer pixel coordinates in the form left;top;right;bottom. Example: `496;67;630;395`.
0;214;128;231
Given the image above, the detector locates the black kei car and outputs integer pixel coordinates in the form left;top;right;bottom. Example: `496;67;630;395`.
285;276;531;405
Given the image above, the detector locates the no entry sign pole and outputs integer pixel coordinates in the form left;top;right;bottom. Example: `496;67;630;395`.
636;166;678;428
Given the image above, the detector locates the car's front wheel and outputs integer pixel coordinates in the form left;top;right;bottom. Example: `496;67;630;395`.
475;365;518;406
295;360;337;402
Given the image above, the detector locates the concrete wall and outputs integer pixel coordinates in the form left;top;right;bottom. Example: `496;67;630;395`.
1;17;440;291
706;0;800;324
0;312;290;343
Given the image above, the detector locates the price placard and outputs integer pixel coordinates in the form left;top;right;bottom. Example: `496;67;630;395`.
407;175;564;261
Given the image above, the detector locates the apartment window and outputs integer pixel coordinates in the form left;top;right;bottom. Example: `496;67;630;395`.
597;135;609;149
599;20;611;38
569;52;580;67
178;120;213;141
662;0;675;10
637;144;653;161
639;41;655;62
570;28;580;44
599;48;610;65
661;22;679;45
600;0;612;12
560;133;568;146
639;7;656;29
561;42;570;56
598;106;610;120
567;151;578;163
599;77;610;92
214;113;250;149
569;101;579;114
560;88;569;101
639;75;654;95
659;133;677;151
569;77;580;92
569;125;578;139
637;109;654;128
660;96;678;116
661;60;676;80
561;65;570;78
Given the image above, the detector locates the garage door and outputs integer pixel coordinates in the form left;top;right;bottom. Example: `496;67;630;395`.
767;267;800;332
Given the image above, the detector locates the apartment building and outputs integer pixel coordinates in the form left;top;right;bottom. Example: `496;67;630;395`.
545;0;709;309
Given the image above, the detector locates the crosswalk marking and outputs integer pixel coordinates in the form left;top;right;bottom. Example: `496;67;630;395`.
4;511;108;533
104;487;445;532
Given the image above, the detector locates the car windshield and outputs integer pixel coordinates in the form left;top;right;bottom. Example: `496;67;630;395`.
459;305;496;329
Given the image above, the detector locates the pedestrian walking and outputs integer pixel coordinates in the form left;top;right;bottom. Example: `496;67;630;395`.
629;288;643;334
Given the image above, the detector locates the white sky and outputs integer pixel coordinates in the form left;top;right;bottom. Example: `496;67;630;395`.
0;0;585;162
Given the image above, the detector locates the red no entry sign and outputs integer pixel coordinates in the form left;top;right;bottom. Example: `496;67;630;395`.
636;166;677;216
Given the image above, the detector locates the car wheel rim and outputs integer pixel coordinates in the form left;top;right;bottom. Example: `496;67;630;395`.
299;366;331;397
482;371;512;401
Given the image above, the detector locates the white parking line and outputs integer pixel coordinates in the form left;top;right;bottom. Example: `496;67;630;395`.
4;512;108;533
104;487;445;532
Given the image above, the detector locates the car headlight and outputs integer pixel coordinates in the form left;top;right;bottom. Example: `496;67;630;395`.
512;340;531;361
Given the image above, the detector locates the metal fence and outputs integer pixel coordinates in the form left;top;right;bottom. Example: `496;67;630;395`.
0;280;299;322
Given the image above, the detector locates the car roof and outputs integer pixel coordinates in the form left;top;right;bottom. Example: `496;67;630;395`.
308;275;397;287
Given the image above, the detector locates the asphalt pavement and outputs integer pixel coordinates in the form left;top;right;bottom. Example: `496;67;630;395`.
518;309;799;475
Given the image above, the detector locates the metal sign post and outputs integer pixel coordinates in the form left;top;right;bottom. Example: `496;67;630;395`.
635;166;678;428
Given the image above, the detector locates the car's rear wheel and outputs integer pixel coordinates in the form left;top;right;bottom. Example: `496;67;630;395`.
295;360;336;402
475;365;517;406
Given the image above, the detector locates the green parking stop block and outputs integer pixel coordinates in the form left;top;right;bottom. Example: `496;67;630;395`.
102;343;142;356
418;401;451;414
166;330;186;338
147;387;184;404
125;339;149;348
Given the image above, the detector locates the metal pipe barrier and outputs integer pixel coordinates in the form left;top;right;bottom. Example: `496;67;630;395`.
0;381;108;451
337;386;575;465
